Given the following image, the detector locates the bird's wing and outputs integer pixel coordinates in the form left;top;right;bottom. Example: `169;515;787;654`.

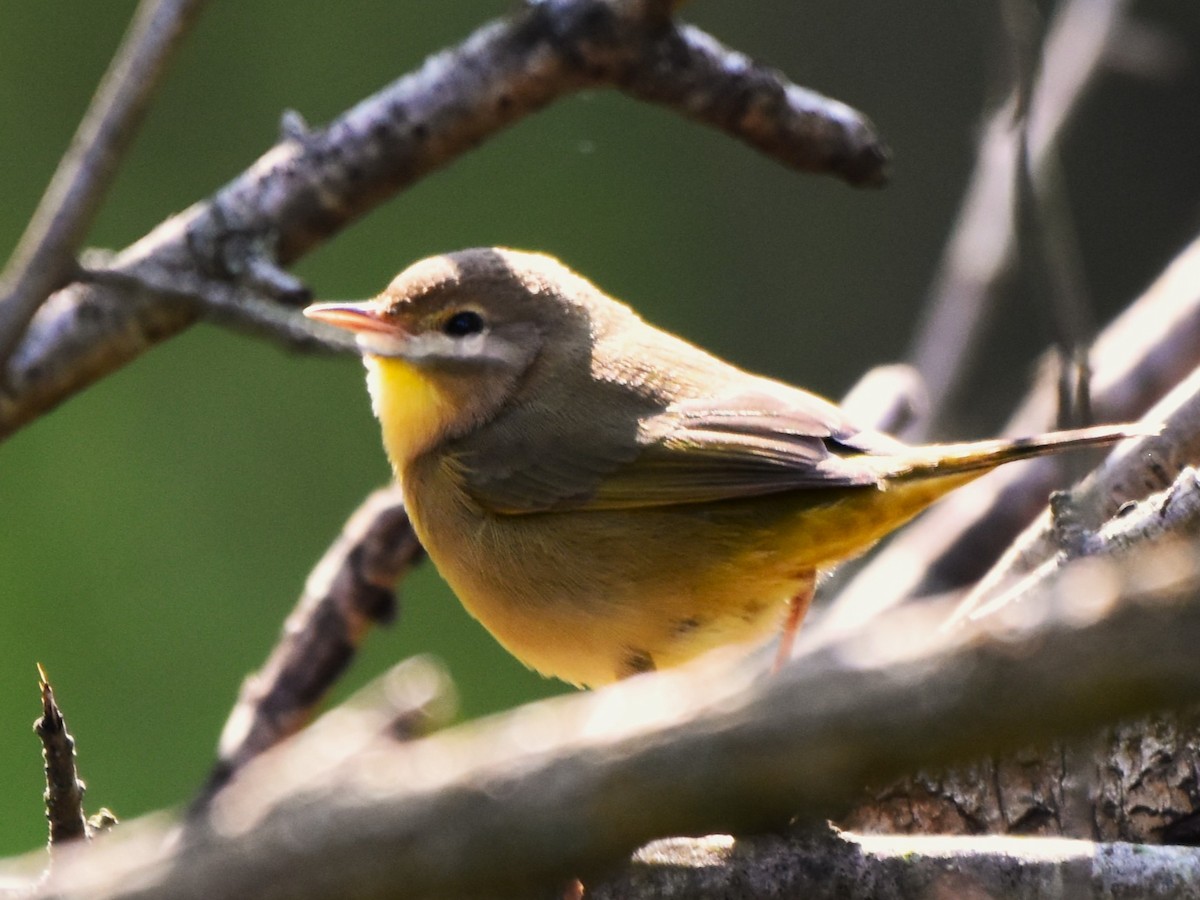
448;387;895;515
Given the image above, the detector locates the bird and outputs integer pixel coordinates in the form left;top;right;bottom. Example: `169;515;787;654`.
304;248;1141;688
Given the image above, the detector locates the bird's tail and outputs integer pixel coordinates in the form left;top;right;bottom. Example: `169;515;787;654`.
892;422;1155;480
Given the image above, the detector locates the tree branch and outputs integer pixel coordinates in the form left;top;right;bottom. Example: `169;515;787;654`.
587;829;1200;899
0;0;886;443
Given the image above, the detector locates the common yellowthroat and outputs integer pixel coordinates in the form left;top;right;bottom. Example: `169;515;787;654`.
305;248;1139;687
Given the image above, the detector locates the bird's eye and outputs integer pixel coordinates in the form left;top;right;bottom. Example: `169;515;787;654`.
442;310;485;337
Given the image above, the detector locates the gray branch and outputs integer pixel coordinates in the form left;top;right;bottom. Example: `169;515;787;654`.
588;830;1200;899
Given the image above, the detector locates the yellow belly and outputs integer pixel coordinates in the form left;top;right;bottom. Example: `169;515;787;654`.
403;456;979;687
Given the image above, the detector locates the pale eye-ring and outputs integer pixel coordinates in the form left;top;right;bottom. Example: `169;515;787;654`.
442;310;485;337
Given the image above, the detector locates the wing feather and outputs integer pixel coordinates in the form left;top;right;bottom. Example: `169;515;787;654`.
449;383;894;515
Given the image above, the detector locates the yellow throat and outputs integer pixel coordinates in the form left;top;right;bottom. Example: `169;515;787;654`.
364;355;452;467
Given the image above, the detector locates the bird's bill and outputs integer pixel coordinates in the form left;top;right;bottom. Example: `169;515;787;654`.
303;302;398;336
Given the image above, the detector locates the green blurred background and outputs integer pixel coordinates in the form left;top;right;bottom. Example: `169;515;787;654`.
1;0;1197;855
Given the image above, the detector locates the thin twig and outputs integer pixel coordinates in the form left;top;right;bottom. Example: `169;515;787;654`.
0;0;210;371
1015;136;1096;429
33;665;88;847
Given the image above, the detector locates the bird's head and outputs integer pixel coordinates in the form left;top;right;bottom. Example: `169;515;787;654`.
305;247;624;462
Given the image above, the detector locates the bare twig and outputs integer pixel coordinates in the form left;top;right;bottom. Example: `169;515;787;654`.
33;665;88;847
196;486;424;806
906;0;1128;435
0;0;210;371
0;0;886;445
12;492;1200;899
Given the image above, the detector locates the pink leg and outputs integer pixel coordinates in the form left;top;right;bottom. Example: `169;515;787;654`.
772;571;816;673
